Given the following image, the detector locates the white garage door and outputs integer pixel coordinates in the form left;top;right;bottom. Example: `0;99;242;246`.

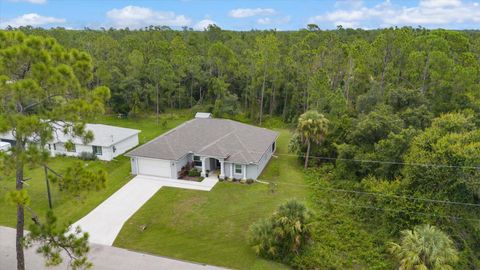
137;158;172;178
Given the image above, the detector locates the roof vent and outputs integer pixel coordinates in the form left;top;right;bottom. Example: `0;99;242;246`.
195;112;212;119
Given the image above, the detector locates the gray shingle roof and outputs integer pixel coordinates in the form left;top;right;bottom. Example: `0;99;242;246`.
126;118;278;164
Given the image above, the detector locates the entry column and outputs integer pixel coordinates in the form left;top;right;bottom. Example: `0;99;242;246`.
242;164;247;180
201;157;207;177
219;160;225;179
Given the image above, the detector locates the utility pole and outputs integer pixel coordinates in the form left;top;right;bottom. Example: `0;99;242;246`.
43;165;53;209
43;165;62;210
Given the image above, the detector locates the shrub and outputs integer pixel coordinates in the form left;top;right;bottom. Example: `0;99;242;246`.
248;200;312;263
246;179;254;184
188;168;201;177
78;152;97;161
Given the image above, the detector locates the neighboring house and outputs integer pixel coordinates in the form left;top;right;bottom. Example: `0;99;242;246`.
0;123;140;161
126;113;278;180
0;141;11;152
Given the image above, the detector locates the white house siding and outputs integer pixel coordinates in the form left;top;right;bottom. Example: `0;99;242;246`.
257;143;274;177
111;135;139;158
224;163;232;178
224;142;275;180
246;164;258;179
131;157;138;174
174;154;192;178
54;143;92;158
51;134;139;161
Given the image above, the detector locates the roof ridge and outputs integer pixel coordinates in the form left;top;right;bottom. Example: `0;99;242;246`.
232;131;255;162
126;118;195;156
196;129;235;155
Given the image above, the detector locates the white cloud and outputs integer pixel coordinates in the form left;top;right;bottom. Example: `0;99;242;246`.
193;19;216;30
257;16;291;25
229;8;275;18
106;6;191;28
8;0;46;4
0;13;65;28
308;0;480;28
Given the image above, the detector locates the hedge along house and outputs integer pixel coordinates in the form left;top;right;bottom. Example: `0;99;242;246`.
0;123;140;161
126;113;278;180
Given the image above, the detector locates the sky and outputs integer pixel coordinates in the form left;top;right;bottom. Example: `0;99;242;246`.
0;0;480;30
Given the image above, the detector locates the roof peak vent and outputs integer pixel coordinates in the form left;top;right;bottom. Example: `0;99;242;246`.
195;112;212;119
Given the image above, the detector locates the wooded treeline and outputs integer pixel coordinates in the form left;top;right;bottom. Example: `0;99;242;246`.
19;25;480;122
13;25;480;268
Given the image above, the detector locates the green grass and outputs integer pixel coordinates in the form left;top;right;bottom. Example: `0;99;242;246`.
0;112;191;228
114;129;309;270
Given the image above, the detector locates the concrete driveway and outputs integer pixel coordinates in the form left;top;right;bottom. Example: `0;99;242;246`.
72;175;218;246
0;226;227;270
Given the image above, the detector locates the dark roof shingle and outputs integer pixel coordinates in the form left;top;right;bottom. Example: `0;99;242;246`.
126;118;278;164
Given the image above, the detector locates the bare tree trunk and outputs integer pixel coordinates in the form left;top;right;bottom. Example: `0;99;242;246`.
156;83;159;126
304;140;311;169
15;142;25;270
259;68;266;125
282;85;288;121
190;76;194;108
421;54;430;95
269;84;275;115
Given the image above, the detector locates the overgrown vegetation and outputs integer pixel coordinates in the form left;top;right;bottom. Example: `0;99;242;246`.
248;200;312;263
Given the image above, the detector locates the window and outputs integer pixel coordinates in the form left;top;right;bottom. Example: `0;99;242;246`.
53;144;56;150
113;146;116;153
92;145;102;156
235;164;242;174
272;142;276;152
193;155;202;167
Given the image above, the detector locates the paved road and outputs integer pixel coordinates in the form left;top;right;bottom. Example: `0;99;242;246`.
0;226;227;270
72;175;218;245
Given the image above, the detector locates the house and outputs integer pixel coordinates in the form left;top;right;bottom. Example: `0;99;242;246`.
126;113;278;180
0;141;10;152
0;123;140;161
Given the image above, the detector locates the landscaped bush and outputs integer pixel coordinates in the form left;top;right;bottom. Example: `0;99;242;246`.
188;168;201;177
246;179;254;184
78;152;97;161
248;200;312;264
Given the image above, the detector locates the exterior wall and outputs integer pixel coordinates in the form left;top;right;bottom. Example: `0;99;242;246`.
174;153;192;178
246;164;258;179
131;157;138;174
53;143;113;161
51;134;139;162
112;134;139;158
53;143;92;158
224;163;232;178
224;140;276;180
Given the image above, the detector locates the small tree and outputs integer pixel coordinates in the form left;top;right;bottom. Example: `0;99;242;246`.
0;31;109;270
388;224;458;270
249;200;312;262
296;110;329;168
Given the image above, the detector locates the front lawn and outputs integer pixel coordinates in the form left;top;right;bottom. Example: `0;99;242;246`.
0;112;190;228
114;129;309;270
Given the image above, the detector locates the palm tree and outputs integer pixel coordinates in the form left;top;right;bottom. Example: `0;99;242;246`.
248;200;311;260
389;224;458;270
297;110;329;169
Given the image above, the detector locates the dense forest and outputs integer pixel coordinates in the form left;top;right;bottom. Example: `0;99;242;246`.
11;25;480;268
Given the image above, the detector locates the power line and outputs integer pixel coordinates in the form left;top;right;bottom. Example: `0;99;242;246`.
258;180;480;208
315;198;480;222
263;152;480;170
